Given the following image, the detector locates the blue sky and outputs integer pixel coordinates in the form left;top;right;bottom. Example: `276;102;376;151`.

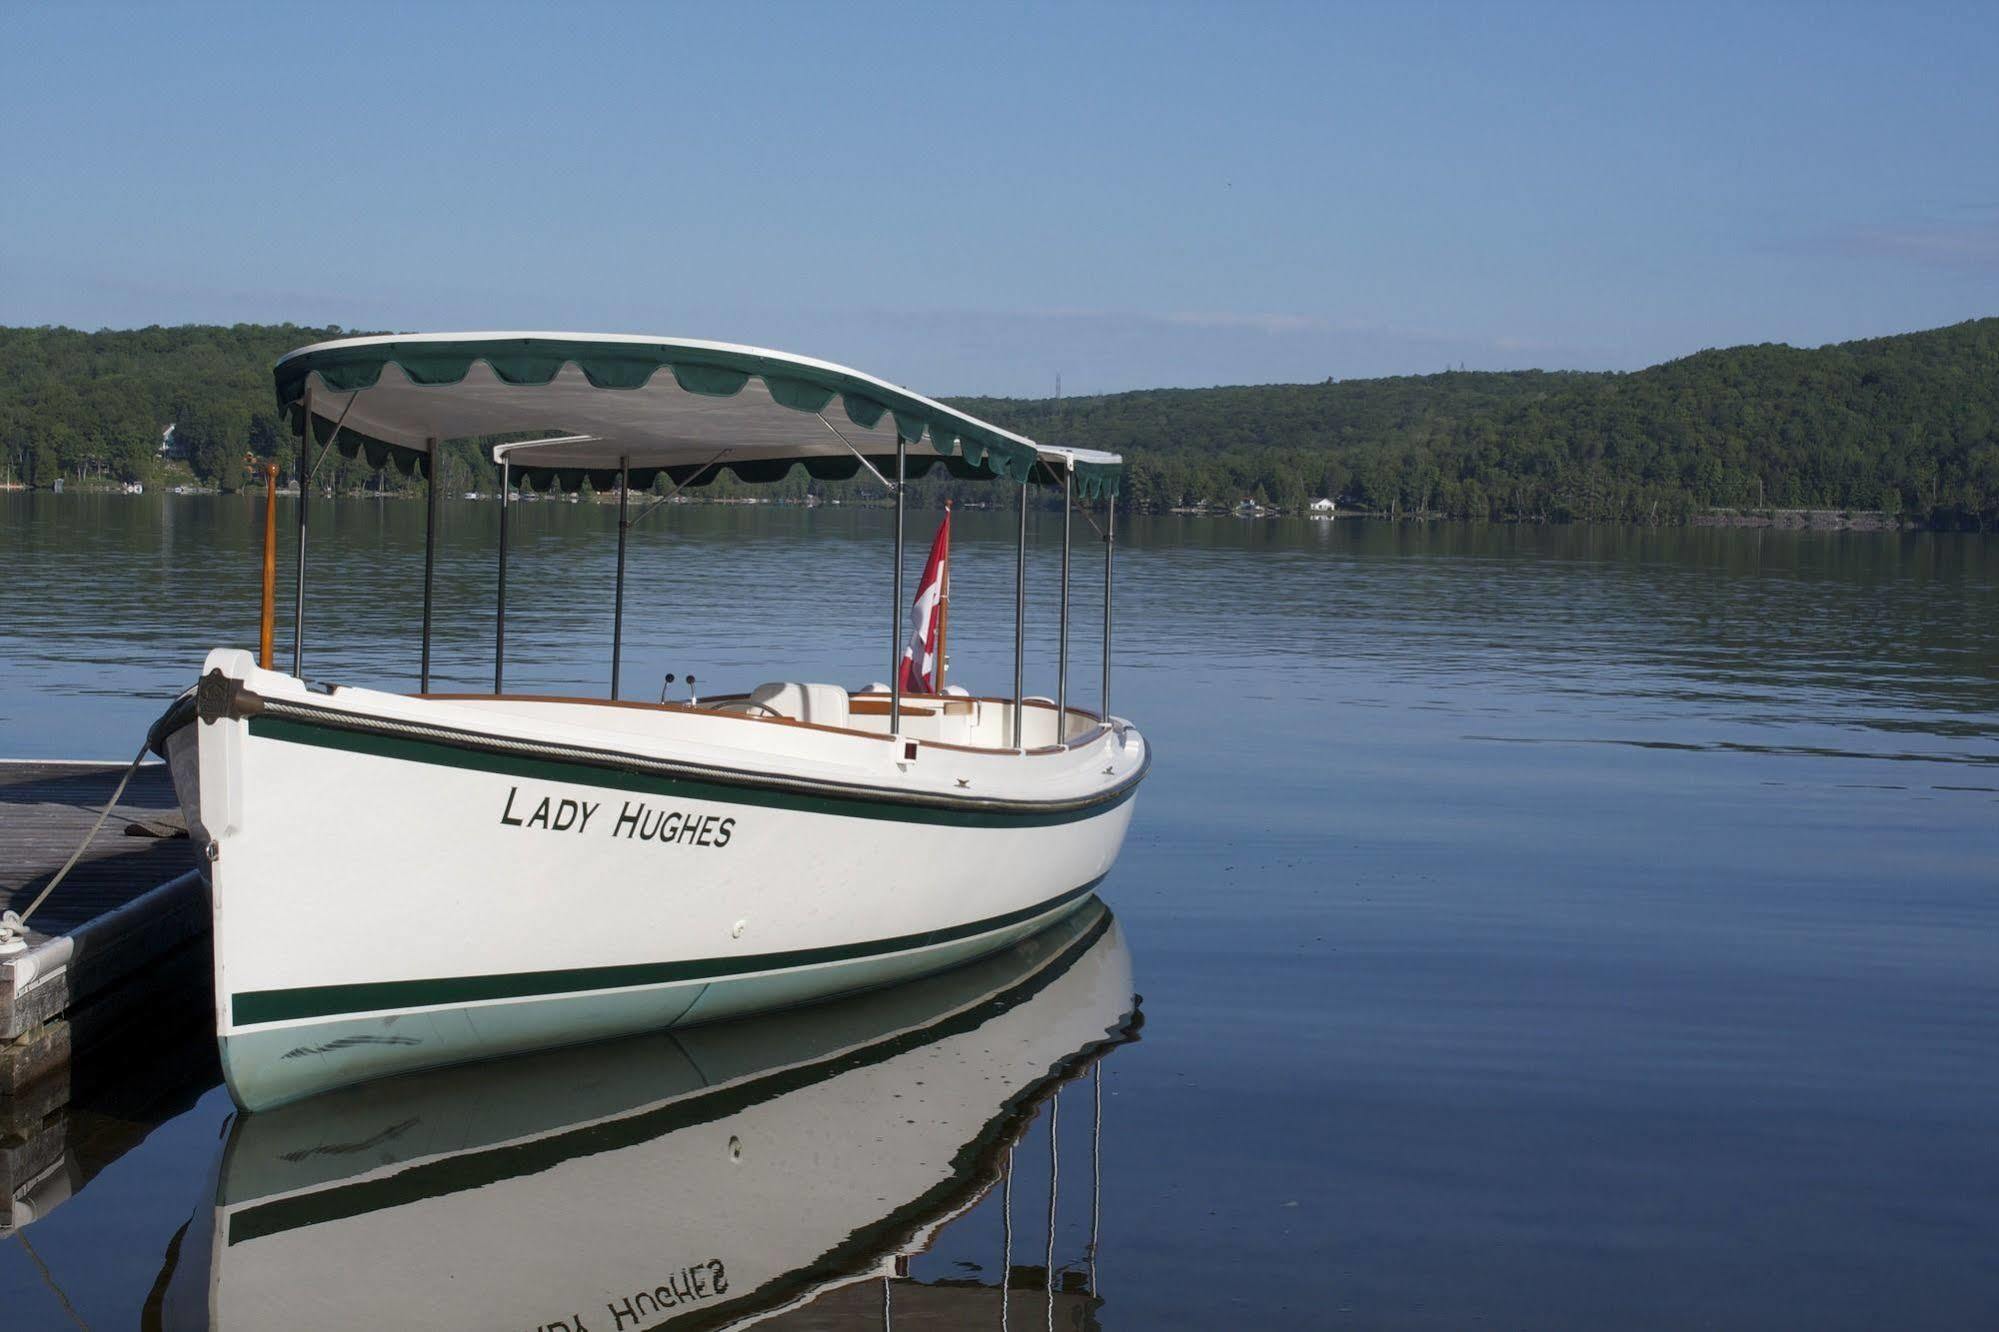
2;1;1994;395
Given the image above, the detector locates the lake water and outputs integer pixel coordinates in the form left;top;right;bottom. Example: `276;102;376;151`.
2;492;1996;1328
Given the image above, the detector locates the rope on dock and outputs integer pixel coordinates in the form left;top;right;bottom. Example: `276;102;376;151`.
0;738;152;952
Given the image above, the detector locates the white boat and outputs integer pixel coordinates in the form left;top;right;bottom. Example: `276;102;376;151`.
156;900;1135;1330
145;333;1147;1111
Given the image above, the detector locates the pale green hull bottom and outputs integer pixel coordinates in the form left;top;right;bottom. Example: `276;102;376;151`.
221;890;1098;1112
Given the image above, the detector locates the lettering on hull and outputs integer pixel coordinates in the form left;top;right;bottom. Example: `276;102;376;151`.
500;786;736;850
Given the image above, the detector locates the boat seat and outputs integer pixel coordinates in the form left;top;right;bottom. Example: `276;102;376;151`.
746;681;850;729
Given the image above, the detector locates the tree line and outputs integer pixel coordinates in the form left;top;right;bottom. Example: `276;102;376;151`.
3;318;1996;526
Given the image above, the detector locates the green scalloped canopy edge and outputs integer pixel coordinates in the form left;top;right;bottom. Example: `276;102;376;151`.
276;338;1120;500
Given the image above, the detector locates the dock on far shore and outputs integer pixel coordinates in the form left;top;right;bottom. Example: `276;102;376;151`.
1;761;210;1108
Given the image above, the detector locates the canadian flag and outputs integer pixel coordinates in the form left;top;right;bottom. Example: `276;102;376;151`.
898;505;950;694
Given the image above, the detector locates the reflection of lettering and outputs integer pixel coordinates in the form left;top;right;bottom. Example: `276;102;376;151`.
606;1261;728;1329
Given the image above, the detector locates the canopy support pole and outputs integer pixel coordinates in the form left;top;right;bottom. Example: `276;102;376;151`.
628;450;727;530
495;460;510;694
1057;466;1072;737
420;438;438;693
813;413;895;489
292;382;311;676
1013;476;1028;750
612;456;629;700
890;439;906;733
1102;497;1115;720
1046;1092;1060;1332
1001;1145;1014;1323
289;385;360;679
1089;1063;1102;1295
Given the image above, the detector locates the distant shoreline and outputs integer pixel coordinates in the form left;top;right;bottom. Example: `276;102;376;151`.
1687;507;1905;532
5;485;1964;533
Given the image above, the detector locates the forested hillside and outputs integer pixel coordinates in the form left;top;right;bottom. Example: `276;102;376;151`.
3;319;1996;526
960;318;1999;525
0;324;348;492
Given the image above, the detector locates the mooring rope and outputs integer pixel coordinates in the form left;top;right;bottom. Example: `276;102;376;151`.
0;738;152;950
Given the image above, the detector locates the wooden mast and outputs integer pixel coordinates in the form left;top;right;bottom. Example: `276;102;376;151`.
258;461;279;668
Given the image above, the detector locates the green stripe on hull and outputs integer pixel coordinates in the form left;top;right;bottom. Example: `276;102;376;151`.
248;715;1137;828
231;879;1104;1027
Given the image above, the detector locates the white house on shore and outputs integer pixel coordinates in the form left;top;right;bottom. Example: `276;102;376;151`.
1309;497;1336;518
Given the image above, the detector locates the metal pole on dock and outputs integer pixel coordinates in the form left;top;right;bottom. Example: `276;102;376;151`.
259;462;278;669
421;438;439;692
1014;475;1029;750
1057;465;1072;734
292;382;311;676
890;439;906;733
495;458;510;694
1102;496;1114;720
612;457;629;700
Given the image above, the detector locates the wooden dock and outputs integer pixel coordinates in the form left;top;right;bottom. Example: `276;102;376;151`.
1;761;210;1099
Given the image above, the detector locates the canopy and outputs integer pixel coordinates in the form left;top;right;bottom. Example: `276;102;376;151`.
274;333;1121;498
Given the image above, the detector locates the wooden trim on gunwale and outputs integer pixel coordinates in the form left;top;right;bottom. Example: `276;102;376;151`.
417;691;1114;753
419;691;900;745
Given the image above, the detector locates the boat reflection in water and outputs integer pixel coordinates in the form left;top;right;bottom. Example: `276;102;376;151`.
158;901;1137;1330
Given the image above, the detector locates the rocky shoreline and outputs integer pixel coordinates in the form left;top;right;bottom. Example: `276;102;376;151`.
1692;508;1906;532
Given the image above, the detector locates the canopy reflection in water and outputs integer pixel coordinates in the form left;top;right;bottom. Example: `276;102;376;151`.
157;901;1136;1330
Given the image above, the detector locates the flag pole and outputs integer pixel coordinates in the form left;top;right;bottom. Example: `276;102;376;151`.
936;501;951;693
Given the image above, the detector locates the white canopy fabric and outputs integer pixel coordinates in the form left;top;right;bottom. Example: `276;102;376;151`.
274;332;1121;497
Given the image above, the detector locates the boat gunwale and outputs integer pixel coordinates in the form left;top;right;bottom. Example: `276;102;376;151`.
418;689;1117;756
152;683;1148;820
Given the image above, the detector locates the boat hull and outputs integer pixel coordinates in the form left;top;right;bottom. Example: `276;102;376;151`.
160;651;1145;1110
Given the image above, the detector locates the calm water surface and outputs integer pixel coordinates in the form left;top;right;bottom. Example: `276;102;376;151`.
1;493;1996;1328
